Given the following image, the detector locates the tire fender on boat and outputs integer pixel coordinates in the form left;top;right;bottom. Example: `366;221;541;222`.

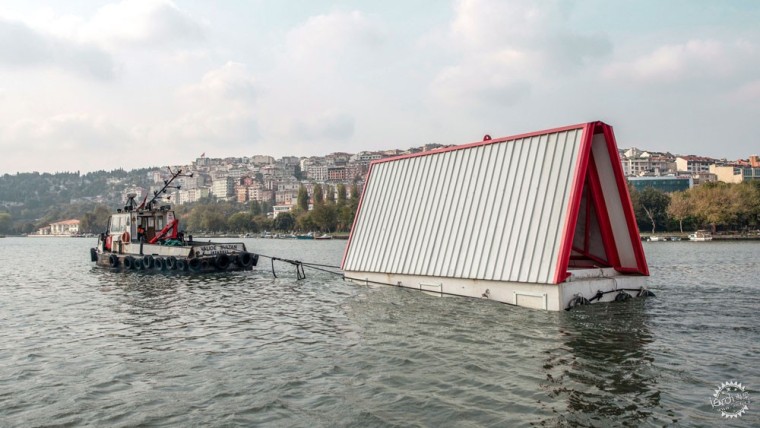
237;252;255;268
189;257;202;272
154;257;165;270
215;254;231;270
176;258;188;271
90;248;98;262
166;256;178;270
142;255;154;270
109;254;119;268
124;256;137;270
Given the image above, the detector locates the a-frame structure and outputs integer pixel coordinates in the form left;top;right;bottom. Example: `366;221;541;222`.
556;121;649;282
342;121;649;310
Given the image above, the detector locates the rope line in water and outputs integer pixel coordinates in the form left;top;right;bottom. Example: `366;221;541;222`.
257;254;342;281
255;253;402;288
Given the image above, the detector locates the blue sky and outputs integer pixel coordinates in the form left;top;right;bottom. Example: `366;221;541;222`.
1;0;758;173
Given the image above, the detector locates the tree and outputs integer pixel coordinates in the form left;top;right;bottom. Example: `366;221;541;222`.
253;214;272;231
273;212;296;231
297;185;309;212
667;191;692;233
325;185;335;205
637;187;670;234
690;182;735;232
730;182;760;230
297;212;317;232
313;183;324;205
0;212;11;234
228;212;256;232
338;204;354;231
79;212;98;234
311;203;337;232
336;183;347;205
202;211;227;233
349;182;360;215
250;200;262;216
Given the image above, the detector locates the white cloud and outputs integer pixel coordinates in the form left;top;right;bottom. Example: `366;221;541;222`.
80;0;205;49
430;0;611;107
1;114;135;172
430;50;533;106
153;62;261;150
0;17;115;79
291;111;355;141
180;61;259;104
728;79;760;102
282;10;384;75
602;39;756;85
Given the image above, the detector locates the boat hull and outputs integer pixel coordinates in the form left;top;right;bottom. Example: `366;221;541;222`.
91;241;258;273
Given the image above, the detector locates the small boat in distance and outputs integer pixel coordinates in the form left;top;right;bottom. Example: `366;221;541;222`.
688;230;713;242
90;167;258;273
315;234;333;240
648;235;665;242
296;232;314;240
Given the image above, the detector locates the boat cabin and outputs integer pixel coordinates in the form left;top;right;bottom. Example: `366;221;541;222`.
105;193;180;251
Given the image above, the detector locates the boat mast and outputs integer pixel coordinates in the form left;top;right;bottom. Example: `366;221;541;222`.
142;167;194;210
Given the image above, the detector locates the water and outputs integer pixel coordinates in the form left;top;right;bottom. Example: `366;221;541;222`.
1;237;759;427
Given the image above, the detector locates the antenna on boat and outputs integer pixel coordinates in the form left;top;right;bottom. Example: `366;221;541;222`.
141;167;194;210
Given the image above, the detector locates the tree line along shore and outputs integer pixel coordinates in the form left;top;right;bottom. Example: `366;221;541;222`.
631;180;760;236
2;179;760;239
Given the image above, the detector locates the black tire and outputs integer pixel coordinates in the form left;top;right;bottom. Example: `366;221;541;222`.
176;258;188;271
189;258;202;272
124;256;137;270
109;254;120;268
154;257;166;271
237;252;253;268
90;248;98;262
142;255;154;270
166;256;177;270
215;254;231;270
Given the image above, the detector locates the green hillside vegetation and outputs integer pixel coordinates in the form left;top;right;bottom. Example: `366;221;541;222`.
0;168;156;234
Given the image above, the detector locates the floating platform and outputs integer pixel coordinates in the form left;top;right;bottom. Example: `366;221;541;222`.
342;121;650;311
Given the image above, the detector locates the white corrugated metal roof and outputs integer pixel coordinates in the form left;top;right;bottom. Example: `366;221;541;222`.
343;126;590;284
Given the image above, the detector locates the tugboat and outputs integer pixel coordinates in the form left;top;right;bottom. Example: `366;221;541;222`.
89;168;258;272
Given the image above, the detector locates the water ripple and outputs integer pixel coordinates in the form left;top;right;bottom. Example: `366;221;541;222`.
1;238;759;426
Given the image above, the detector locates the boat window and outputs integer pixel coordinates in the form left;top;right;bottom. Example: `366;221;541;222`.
157;217;164;229
109;214;128;233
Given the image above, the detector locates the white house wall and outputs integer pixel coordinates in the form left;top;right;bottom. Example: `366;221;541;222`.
343;128;585;285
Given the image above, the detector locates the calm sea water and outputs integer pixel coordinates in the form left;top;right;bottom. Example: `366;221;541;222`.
1;237;758;427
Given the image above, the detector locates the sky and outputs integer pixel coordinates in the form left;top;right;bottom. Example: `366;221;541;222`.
1;0;759;174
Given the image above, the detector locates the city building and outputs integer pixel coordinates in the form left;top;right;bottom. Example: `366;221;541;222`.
710;165;760;183
211;177;235;199
36;219;80;236
627;176;692;193
675;155;715;174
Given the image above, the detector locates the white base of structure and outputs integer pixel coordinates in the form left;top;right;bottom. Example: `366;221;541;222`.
343;268;648;311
